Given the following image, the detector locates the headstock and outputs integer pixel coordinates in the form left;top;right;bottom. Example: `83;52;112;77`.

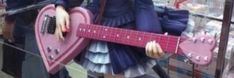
179;34;216;65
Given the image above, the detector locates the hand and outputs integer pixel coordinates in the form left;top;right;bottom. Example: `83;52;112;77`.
55;6;70;40
145;41;165;58
2;20;15;42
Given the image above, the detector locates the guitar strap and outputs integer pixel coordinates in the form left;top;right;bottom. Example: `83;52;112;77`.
94;0;107;24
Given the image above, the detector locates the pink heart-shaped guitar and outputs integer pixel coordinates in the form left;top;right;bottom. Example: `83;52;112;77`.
35;4;216;74
35;4;91;74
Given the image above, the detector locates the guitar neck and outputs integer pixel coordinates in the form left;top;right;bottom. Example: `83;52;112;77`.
77;23;183;54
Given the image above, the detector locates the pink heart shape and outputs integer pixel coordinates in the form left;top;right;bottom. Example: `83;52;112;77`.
35;4;92;74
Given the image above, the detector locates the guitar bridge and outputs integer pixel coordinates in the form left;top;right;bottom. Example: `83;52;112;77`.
41;15;56;34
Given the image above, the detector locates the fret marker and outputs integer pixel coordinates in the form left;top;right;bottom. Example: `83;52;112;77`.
79;28;82;31
127;36;130;39
138;38;142;41
117;34;119;37
94;30;96;33
103;36;106;38
83;29;86;32
164;32;168;35
88;29;91;32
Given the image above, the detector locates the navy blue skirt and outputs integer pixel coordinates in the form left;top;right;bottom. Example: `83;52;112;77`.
78;1;189;77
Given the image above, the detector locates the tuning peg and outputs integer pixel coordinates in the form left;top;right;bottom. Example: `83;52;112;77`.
187;53;193;58
184;59;193;64
200;30;206;35
208;39;214;44
192;38;197;43
200;37;205;43
195;56;200;61
204;56;208;62
184;59;190;63
164;32;168;35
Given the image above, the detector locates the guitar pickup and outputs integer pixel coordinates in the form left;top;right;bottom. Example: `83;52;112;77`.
47;16;56;34
41;15;56;34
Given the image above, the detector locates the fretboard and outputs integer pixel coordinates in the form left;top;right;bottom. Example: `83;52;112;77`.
77;23;183;54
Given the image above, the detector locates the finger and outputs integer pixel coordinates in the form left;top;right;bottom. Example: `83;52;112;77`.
145;42;150;57
55;27;60;41
58;24;65;40
65;15;70;31
156;43;164;56
56;17;60;28
55;31;59;41
152;41;159;58
60;20;67;32
56;24;64;40
149;41;154;57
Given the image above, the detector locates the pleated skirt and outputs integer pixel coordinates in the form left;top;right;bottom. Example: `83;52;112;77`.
80;41;157;78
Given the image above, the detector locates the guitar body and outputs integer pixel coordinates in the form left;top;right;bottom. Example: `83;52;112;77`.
35;4;92;74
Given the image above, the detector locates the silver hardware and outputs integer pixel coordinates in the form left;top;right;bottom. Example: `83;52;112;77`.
184;59;189;63
208;39;213;44
195;56;200;61
200;37;205;43
204;56;208;62
49;55;54;60
187;53;192;58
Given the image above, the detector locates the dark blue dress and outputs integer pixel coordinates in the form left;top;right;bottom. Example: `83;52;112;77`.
55;0;188;77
